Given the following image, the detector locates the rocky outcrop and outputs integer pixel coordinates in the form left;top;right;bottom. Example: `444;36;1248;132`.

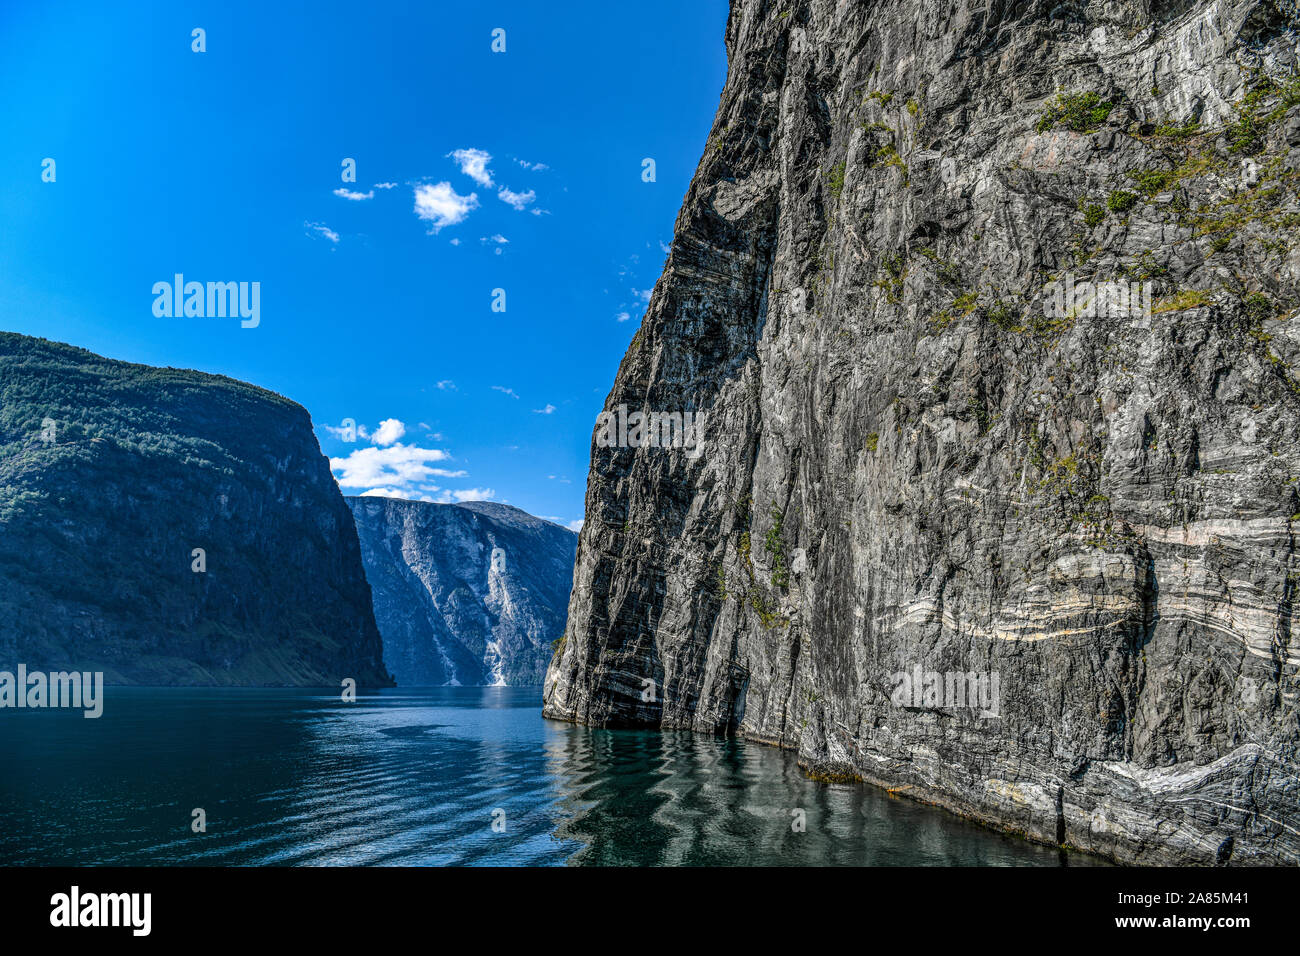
0;332;391;687
545;0;1300;864
347;497;577;686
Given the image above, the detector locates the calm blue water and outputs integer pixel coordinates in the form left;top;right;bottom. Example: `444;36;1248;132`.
0;687;1102;866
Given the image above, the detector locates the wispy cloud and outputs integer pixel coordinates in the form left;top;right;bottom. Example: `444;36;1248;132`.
358;487;407;498
320;420;369;440
305;221;340;243
333;188;374;201
414;182;478;232
449;148;493;187
373;182;397;189
515;158;549;171
533;403;556;414
492;385;519;399
436;380;457;391
567;519;584;532
438;487;496;503
497;186;536;211
616;311;631;322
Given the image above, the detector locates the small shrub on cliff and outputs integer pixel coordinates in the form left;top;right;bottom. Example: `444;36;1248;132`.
765;504;789;588
1243;292;1274;323
1133;168;1174;196
827;161;846;201
1227;110;1264;154
1153;289;1213;313
1107;190;1138;213
874;142;908;180
987;301;1021;331
1037;92;1115;134
1153;118;1200;139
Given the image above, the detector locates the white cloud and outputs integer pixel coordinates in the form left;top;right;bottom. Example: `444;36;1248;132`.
436;380;457;390
371;418;406;445
449;148;493;187
437;487;496;503
330;443;465;494
480;234;509;245
567;519;584;532
616;311;631;322
333;188;374;201
533;404;556;414
414;182;479;232
373;182;397;189
306;221;340;243
497;186;536;210
515;158;549;171
492;385;519;399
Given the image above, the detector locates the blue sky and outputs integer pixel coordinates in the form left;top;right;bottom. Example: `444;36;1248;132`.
0;0;728;529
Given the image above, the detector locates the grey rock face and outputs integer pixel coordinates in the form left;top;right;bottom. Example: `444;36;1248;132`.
545;0;1300;864
0;332;391;687
347;497;577;686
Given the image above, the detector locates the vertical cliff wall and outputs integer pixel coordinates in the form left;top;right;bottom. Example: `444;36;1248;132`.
348;497;577;686
0;333;391;687
545;0;1300;864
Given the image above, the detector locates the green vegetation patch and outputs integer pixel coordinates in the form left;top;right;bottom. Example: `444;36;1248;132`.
1107;190;1138;213
1037;92;1115;134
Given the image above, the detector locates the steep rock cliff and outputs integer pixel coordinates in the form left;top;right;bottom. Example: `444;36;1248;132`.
545;0;1300;864
0;333;390;686
347;497;577;686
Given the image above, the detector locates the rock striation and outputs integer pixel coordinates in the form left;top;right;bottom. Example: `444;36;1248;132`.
347;496;577;686
0;332;391;687
545;0;1300;864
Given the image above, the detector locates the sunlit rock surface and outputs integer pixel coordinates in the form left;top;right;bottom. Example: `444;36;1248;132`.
349;497;576;686
545;0;1300;864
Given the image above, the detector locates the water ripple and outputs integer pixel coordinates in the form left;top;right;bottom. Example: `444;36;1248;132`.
0;687;1106;867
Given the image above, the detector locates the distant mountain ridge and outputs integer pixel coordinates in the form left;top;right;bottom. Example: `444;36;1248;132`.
0;332;391;686
346;496;577;686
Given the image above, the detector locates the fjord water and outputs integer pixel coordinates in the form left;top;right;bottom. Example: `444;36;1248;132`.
0;687;1101;866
